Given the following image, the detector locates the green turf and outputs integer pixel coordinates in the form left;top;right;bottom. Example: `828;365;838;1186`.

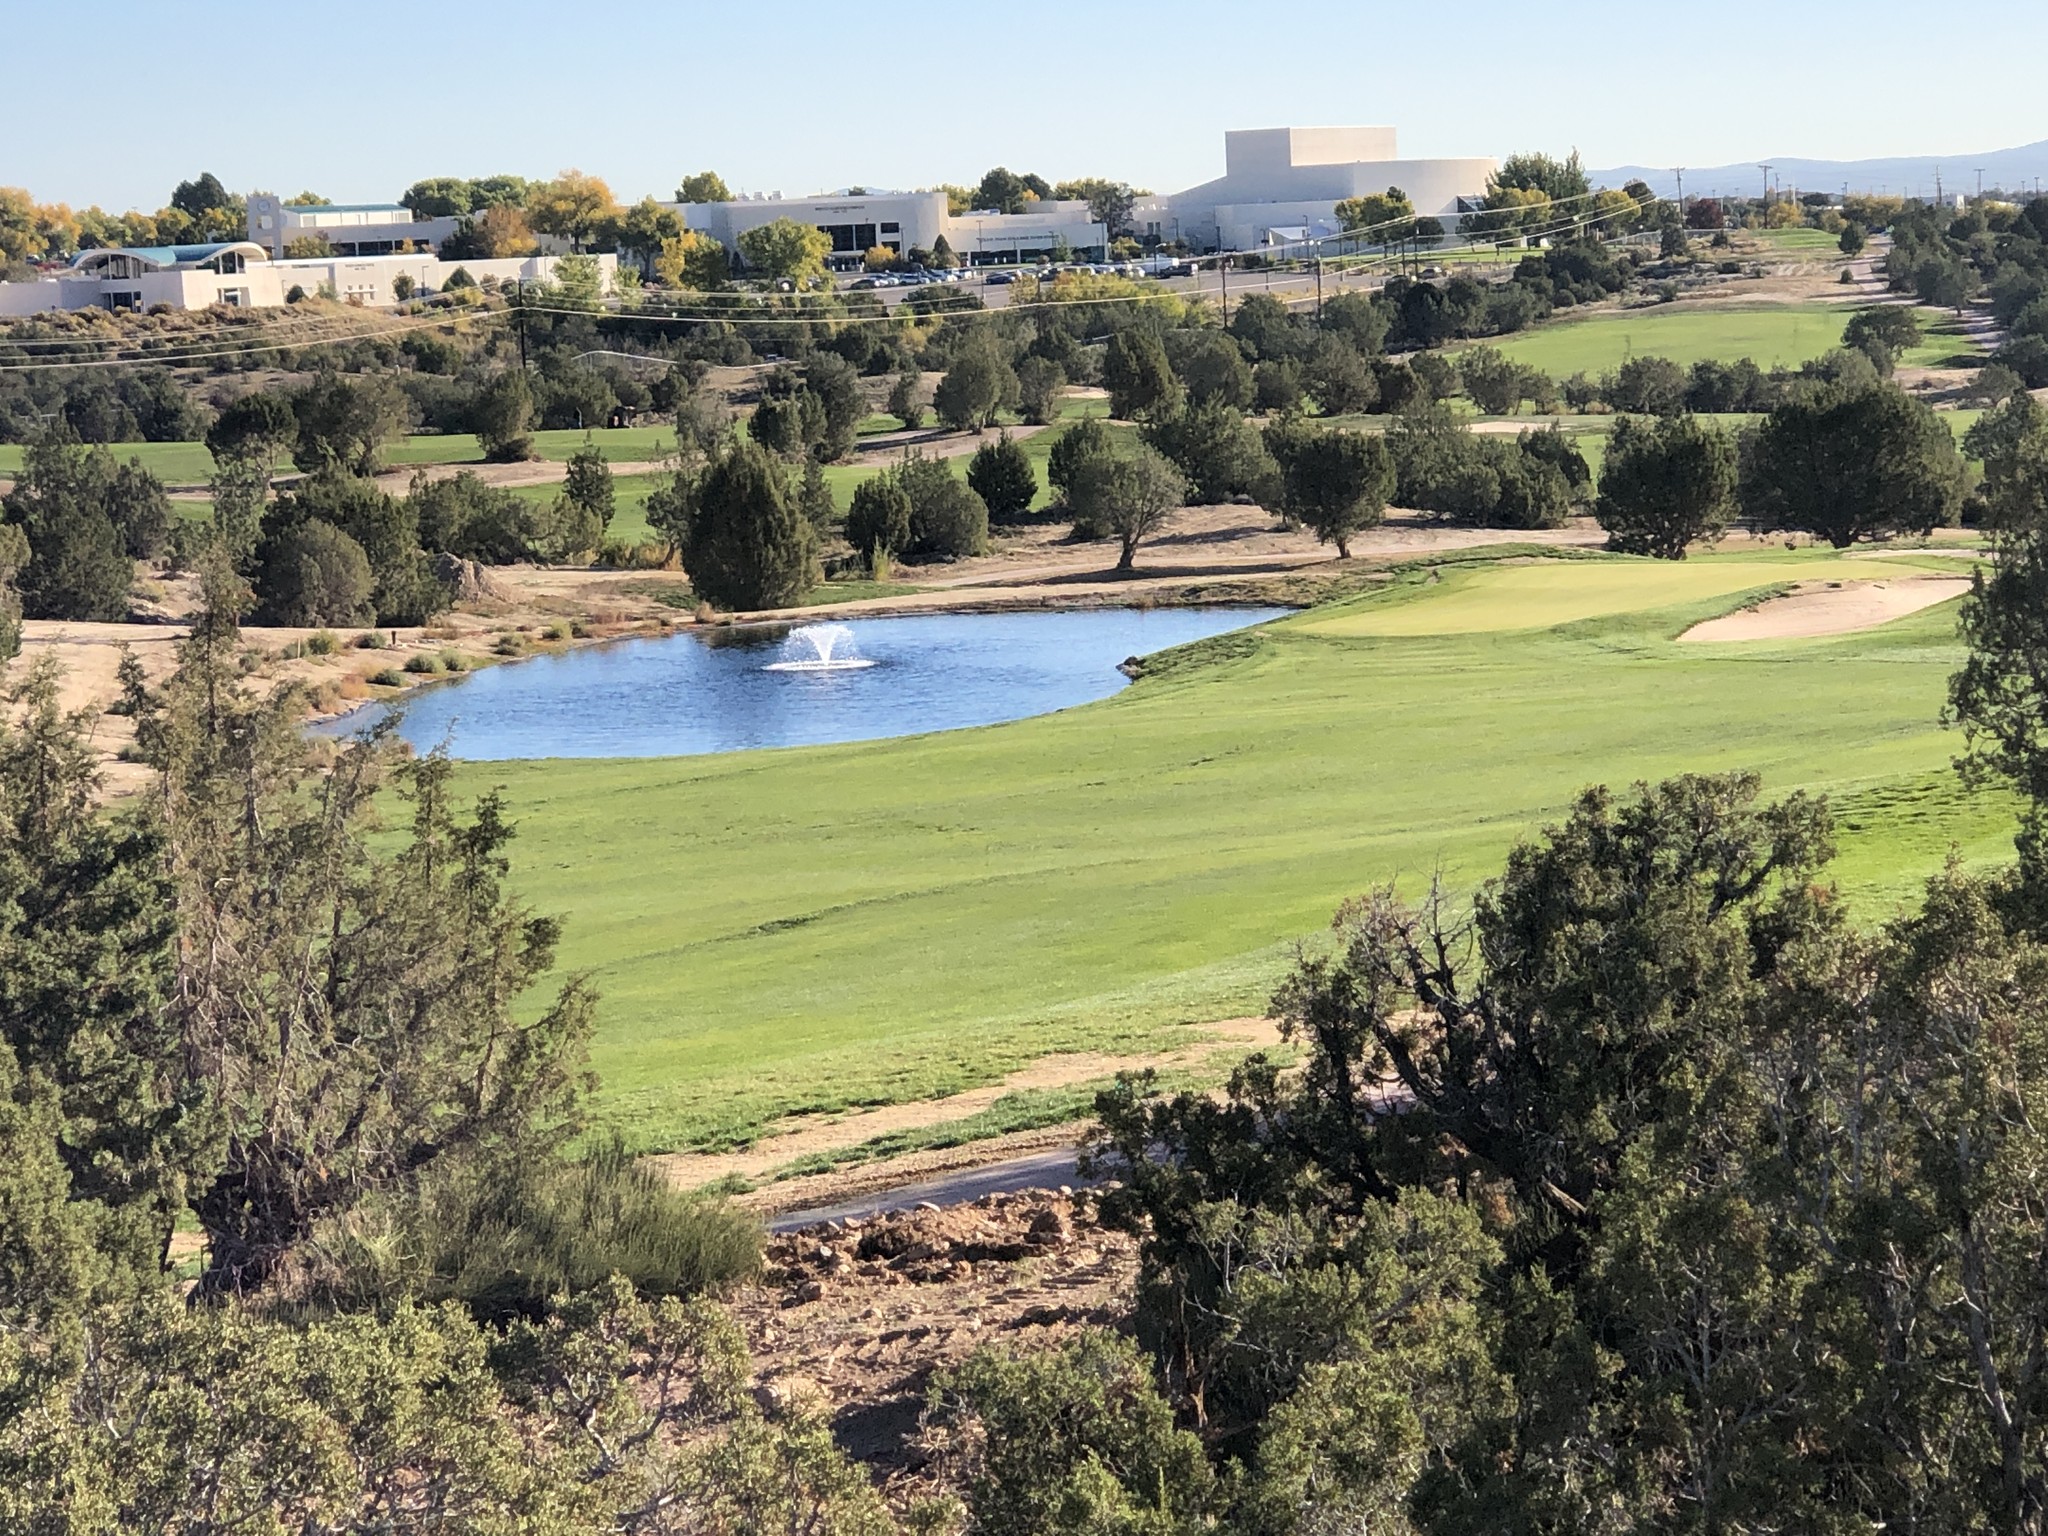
0;440;218;484
449;547;2015;1155
384;426;681;467
1483;303;1854;376
501;473;668;546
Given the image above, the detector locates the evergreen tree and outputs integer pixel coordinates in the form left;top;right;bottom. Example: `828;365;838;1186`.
679;442;821;609
1;426;135;621
562;439;615;531
1596;413;1738;558
966;433;1038;522
1102;329;1182;422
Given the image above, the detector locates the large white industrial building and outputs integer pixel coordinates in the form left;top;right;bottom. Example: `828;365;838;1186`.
669;190;1108;269
1137;127;1496;251
666;126;1495;265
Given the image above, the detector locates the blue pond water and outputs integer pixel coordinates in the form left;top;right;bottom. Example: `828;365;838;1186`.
316;607;1286;760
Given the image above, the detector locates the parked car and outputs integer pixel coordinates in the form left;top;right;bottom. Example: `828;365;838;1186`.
984;270;1018;285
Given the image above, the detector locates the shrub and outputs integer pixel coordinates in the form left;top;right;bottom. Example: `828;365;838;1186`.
254;520;375;628
403;652;441;674
1145;401;1280;506
1047;416;1115;503
368;667;404;686
310;1139;761;1321
1015;356;1066;425
678;440;822;608
439;650;469;672
1597;413;1739;559
846;476;914;562
305;629;338;656
895;453;989;562
353;630;387;649
966;434;1039;522
470;371;536;462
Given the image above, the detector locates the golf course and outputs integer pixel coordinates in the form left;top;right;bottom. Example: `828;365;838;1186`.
453;544;2012;1155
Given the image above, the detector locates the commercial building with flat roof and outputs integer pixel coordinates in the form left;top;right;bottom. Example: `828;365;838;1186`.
671;190;1107;269
245;194;462;258
0;244;611;316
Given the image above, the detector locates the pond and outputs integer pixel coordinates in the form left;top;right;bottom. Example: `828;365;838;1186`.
315;606;1287;760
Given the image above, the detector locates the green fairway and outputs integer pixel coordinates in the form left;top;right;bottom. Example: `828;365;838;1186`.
1484;303;1852;376
451;547;2013;1155
503;473;668;545
0;439;218;484
1303;555;1884;636
384;426;681;467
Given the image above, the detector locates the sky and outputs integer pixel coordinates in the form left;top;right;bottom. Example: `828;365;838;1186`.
15;0;2048;212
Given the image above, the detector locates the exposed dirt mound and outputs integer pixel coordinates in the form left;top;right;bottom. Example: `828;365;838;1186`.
432;553;510;606
731;1189;1135;1486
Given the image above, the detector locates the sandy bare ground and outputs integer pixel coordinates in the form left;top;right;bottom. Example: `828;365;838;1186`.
850;422;1051;466
1680;575;1971;643
652;1018;1280;1197
369;458;671;495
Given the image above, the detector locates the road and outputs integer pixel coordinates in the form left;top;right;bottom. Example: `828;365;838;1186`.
766;1146;1100;1232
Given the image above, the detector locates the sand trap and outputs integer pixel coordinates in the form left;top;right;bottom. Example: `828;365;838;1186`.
1679;576;1970;643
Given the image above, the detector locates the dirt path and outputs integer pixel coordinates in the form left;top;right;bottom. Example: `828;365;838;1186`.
850;422;1052;465
651;1017;1280;1197
1679;575;1971;642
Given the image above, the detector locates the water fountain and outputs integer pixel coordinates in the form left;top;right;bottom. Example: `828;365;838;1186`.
762;623;876;673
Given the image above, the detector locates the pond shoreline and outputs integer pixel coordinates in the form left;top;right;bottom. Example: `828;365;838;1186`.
312;604;1291;761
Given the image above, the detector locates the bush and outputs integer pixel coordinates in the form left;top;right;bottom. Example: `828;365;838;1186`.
679;440;822;608
254;520;375;628
1145;401;1280;507
1015;356;1065;425
1606;354;1689;416
305;629;338;656
1252;358;1305;415
353;630;387;649
311;1139;762;1321
1597;413;1739;559
402;652;440;674
1265;417;1394;556
966;433;1038;522
895;453;989;562
1047;416;1115;503
368;667;404;686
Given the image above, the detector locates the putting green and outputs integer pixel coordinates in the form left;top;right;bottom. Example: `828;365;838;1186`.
1298;555;1913;637
453;547;2011;1154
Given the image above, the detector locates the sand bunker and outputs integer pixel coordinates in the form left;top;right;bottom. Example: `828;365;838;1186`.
1679;576;1970;643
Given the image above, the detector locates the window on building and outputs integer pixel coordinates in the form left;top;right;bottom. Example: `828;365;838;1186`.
880;221;900;235
217;288;246;307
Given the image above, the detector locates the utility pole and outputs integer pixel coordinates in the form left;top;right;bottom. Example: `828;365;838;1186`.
1218;255;1229;323
514;280;529;372
1975;167;1985;201
1935;166;1944;204
1758;164;1774;203
1673;167;1685;223
1314;255;1323;319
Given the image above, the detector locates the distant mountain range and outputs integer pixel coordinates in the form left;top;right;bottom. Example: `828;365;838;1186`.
1590;142;2048;202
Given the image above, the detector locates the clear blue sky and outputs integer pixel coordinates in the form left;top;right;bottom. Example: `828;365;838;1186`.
18;0;2048;210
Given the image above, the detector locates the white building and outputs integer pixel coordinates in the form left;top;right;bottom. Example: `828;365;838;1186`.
0;243;614;316
671;190;1107;269
245;194;463;259
1138;127;1496;252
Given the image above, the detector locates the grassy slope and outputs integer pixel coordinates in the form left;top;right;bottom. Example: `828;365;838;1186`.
453;548;2013;1154
1485;303;1854;375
